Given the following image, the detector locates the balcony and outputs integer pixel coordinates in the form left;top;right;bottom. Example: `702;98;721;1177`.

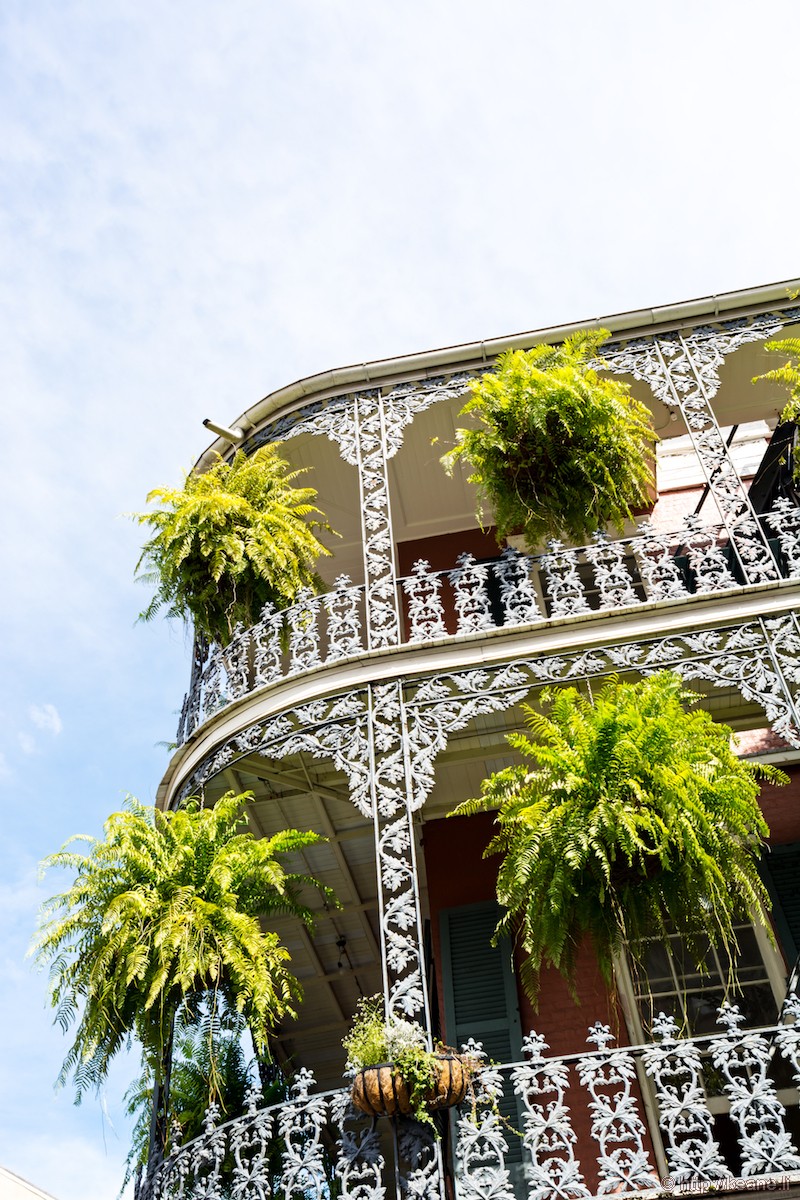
134;997;800;1200
175;501;800;749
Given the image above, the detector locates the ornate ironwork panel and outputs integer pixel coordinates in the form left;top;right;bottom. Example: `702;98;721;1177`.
368;680;430;1019
332;1090;386;1200
583;532;639;610
449;553;495;634
541;542;591;617
577;1023;659;1194
260;375;470;653
455;1042;516;1200
511;1031;590;1200
606;316;799;585
766;497;800;576
709;1005;800;1175
403;559;448;642
641;1013;727;1182
494;546;543;626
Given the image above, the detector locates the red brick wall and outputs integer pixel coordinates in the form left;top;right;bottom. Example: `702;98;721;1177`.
398;528;502;636
423;813;620;1053
760;766;800;846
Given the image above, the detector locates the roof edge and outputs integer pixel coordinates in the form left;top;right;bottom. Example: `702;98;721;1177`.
196;277;800;470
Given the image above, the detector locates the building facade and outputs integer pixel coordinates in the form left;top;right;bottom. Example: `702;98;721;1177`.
139;281;800;1200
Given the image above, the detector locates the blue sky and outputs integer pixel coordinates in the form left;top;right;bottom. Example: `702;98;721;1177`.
1;1;799;1196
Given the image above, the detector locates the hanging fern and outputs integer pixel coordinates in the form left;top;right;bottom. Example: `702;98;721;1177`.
441;329;656;548
133;444;335;645
450;672;786;1005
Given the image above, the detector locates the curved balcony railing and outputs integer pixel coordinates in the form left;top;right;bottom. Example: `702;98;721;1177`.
176;500;800;746
135;997;800;1200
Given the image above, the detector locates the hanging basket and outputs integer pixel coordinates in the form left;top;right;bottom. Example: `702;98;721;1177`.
351;1053;470;1118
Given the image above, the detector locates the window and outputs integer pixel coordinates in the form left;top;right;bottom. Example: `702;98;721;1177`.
619;917;797;1178
625;921;784;1039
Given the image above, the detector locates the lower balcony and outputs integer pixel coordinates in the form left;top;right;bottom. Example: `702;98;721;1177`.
135;997;800;1200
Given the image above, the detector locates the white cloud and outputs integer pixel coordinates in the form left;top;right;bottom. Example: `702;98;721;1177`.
28;705;62;737
0;752;10;780
17;732;36;755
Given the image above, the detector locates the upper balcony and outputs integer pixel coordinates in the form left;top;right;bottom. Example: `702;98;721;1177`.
174;501;800;747
160;282;800;810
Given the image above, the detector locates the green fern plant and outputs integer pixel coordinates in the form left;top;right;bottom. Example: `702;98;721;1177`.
450;672;786;1005
133;443;335;645
753;338;800;475
33;791;337;1160
441;329;656;548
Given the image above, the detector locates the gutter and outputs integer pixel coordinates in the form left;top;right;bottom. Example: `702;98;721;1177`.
196;277;800;471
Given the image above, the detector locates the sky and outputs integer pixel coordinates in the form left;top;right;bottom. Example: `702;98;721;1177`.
1;1;800;1196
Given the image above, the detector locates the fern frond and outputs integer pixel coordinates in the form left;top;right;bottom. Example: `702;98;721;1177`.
441;330;656;547
33;790;334;1142
449;672;784;1007
132;444;338;645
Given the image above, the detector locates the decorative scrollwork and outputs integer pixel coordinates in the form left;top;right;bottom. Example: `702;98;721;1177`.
257;376;470;656
494;546;543;626
511;1031;590;1200
287;587;323;673
230;1086;277;1199
765;498;800;577
679;514;738;594
403;560;448;642
641;1013;727;1182
176;690;372;815
369;681;427;1019
397;1118;442;1200
278;1069;330;1199
325;575;364;661
583;532;639;609
541;541;591;617
606;318;794;586
709;1004;800;1175
449;553;495;634
332;1091;386;1200
252;603;285;689
456;1041;515;1200
631;521;691;601
404;665;529;812
576;1023;659;1194
133;1011;800;1200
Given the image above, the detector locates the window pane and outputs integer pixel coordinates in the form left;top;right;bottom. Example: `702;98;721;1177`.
634;922;775;1038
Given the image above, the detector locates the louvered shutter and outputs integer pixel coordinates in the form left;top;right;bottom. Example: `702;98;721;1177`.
440;901;523;1163
763;843;800;964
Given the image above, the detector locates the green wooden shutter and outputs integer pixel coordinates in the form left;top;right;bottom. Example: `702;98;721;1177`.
440;901;523;1163
763;843;800;965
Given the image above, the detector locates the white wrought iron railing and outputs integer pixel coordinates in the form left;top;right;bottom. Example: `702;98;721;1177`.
175;502;800;746
134;997;800;1200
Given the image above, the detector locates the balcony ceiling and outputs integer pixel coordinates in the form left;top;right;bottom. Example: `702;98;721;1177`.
271;316;800;591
